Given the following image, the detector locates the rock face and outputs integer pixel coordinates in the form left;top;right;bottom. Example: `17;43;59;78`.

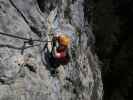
0;0;103;100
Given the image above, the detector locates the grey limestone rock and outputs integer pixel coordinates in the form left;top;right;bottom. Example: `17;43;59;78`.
0;0;103;100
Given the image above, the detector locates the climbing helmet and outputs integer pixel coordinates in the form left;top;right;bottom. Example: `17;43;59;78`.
58;34;71;47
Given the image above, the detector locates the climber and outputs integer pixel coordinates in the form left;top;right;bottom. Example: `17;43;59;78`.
51;33;71;65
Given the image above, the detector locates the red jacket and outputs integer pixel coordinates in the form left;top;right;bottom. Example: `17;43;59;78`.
55;47;66;59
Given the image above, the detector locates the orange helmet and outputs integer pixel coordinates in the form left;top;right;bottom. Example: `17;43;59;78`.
58;34;71;47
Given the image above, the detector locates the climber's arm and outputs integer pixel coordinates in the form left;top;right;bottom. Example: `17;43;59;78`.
52;40;61;58
52;47;62;58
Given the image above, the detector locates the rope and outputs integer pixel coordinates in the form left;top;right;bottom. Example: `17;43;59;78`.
0;32;52;43
0;31;52;54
